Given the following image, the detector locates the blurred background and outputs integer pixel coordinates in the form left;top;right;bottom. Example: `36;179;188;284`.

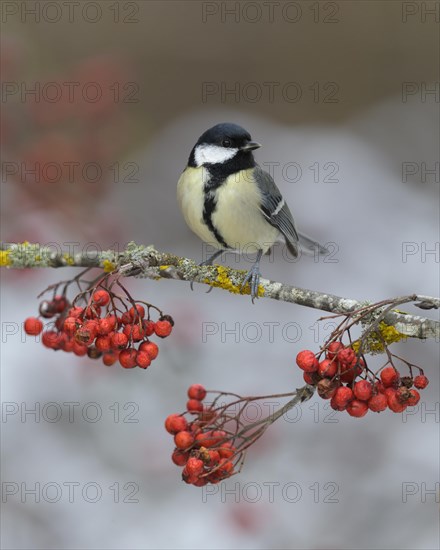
1;1;439;549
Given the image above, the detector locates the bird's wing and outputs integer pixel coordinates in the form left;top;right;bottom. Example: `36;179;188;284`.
254;166;299;256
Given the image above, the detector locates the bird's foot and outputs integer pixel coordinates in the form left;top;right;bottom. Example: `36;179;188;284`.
190;250;224;293
240;264;261;303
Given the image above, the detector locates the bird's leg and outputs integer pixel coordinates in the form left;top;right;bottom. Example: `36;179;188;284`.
201;249;224;267
240;249;263;303
190;249;224;292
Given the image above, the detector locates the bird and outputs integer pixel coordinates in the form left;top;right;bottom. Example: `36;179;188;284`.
177;122;326;302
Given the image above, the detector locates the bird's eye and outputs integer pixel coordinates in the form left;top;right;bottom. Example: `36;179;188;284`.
222;139;231;148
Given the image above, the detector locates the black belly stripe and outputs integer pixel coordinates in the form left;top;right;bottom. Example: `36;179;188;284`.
200;158;256;250
202;189;229;248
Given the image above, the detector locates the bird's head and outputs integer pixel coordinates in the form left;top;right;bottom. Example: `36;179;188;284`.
189;123;261;168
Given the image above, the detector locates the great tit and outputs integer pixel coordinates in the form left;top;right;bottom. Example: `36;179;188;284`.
177;122;325;301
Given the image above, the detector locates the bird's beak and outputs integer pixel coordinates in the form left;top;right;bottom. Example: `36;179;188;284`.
241;141;261;151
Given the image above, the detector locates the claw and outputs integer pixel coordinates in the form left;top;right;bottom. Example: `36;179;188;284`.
240;250;263;303
190;249;224;293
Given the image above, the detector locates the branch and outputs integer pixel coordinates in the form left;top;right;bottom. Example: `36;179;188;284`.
1;241;439;340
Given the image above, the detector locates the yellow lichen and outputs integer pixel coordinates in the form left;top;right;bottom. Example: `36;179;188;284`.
353;321;407;354
0;250;11;267
102;259;116;272
63;253;75;266
351;340;361;353
205;265;264;297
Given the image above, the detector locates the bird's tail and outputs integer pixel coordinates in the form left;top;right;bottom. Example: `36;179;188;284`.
297;232;328;256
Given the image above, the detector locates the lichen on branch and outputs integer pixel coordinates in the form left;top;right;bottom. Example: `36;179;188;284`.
1;241;439;340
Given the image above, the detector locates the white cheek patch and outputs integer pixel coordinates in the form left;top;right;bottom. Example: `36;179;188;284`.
194;144;238;166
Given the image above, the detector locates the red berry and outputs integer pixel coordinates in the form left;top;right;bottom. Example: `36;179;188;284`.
42;330;60;349
52;295;69;313
413;375;429;389
187;399;204;413
143;320;155;336
84;305;101;319
199;407;217;423
217;442;235;459
74;326;95;346
102;351;119;366
216;459;234;479
346;399;368;418
386;389;407;413
380;366;400;388
318;358;337;378
62;338;75;353
95;335;112;352
303;372;314;384
68;306;83;318
353;380;373;401
340;357;365;383
154;320;173;338
72;340;88;356
111;332;128;349
407;389;421;406
332;386;354;409
396;387;412;404
63;316;78;335
337;347;356;367
171;448;189;466
123;323;145;342
296;350;318;373
326;341;344;359
138;340;159;360
182;471;197;485
98;316;116;335
184;457;204;477
92;289;110;306
55;316;65;331
384;387;396;399
24;317;43;336
136;351;151;369
118;348;137;369
121;312;132;325
165;414;188;434
85;319;99;334
330;395;345;411
192;477;209;487
368;393;388;412
203;449;220;467
195;430;226;448
129;304;145;320
174;431;194;450
187;384;207;401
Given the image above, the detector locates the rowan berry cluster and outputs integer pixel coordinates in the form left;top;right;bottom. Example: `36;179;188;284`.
24;283;173;369
165;384;244;486
296;342;429;417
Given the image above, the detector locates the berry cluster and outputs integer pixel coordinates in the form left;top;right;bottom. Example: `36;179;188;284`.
165;385;238;486
24;288;173;369
296;343;429;417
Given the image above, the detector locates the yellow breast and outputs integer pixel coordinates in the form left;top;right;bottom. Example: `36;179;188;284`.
177;167;280;254
177;167;222;246
212;169;279;254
